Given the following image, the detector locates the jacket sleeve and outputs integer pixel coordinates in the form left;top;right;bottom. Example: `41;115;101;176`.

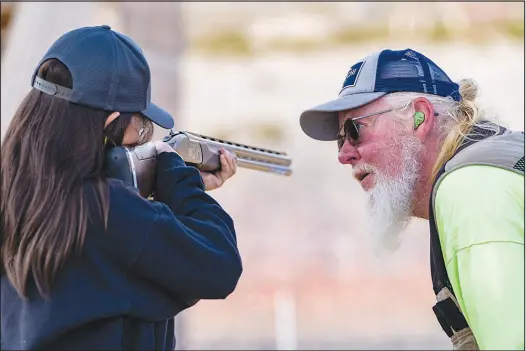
130;151;243;300
435;165;524;350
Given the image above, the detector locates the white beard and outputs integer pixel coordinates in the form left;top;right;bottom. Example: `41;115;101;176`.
366;135;423;252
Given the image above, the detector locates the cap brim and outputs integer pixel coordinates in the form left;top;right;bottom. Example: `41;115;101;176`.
299;92;386;141
142;103;174;129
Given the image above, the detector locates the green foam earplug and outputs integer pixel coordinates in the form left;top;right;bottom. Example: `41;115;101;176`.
413;111;425;130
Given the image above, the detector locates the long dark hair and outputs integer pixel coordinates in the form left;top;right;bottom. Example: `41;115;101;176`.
0;59;151;298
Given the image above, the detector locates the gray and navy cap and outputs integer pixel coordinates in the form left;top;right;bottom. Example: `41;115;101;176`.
299;48;461;141
31;25;174;129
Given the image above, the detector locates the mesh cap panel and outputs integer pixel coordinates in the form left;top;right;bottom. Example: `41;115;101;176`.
374;49;461;101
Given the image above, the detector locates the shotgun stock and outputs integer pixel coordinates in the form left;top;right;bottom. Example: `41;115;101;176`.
104;130;293;198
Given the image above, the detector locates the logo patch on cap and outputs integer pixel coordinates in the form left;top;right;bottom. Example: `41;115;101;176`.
404;50;418;60
342;61;364;89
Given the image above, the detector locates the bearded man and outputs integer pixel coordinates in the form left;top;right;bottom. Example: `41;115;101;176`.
299;48;524;350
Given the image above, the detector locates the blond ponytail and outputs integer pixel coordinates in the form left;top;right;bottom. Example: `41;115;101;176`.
430;79;496;178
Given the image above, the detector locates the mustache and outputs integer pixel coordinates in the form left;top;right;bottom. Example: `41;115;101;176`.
352;163;378;177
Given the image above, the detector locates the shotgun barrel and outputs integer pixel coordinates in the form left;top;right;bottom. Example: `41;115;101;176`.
169;131;292;177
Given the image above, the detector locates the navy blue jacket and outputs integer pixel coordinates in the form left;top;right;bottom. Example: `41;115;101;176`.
1;152;243;350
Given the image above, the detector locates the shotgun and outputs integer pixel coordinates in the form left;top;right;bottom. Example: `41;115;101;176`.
104;130;293;198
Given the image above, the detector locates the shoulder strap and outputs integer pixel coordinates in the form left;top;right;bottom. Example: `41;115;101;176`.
443;130;525;176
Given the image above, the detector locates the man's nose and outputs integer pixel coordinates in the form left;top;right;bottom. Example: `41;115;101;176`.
338;140;360;165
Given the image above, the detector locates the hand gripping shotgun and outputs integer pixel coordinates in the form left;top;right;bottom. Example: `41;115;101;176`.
104;130;293;198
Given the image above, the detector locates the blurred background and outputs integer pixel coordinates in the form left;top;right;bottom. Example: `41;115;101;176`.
1;2;524;350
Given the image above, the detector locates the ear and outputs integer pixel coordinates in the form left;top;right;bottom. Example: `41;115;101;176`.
104;112;120;129
412;97;436;142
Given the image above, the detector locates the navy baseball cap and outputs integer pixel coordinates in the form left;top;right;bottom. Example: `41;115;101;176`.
30;25;174;129
299;48;461;141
